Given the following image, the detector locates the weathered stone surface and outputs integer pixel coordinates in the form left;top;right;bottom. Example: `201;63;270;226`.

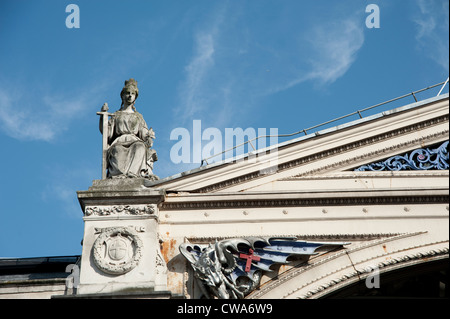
76;176;168;296
99;79;158;180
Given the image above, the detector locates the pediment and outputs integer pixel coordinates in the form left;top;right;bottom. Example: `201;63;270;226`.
147;94;449;194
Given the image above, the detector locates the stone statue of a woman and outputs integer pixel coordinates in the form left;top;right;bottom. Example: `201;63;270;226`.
99;79;158;180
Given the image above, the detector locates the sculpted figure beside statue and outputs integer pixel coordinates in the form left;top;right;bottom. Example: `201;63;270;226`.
98;79;158;180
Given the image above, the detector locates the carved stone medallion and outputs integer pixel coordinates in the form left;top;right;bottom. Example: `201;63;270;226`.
92;226;144;275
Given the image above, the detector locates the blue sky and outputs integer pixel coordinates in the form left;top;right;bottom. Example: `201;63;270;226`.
0;0;448;258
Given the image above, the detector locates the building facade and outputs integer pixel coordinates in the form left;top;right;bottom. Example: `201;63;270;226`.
1;93;448;299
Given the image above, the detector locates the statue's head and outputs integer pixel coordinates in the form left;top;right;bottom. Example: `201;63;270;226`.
120;78;139;104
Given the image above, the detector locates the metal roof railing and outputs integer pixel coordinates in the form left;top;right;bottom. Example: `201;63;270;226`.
201;79;449;166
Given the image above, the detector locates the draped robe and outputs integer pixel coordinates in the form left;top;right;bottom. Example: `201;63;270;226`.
106;110;154;178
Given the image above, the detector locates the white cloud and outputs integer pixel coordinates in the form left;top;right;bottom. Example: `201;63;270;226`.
0;88;90;142
250;13;365;98
306;19;365;84
272;17;364;93
0;90;55;141
176;4;228;125
41;163;98;218
181;31;216;119
174;4;365;129
413;0;449;71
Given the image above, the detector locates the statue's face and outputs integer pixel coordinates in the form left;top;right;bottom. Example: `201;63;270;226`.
123;89;137;104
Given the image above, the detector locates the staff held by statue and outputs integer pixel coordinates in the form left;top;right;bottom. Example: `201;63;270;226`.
97;102;111;180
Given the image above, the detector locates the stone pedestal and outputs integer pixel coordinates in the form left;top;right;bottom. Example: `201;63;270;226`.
76;179;167;296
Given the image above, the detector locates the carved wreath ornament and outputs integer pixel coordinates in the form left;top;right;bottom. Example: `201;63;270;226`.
92;226;144;275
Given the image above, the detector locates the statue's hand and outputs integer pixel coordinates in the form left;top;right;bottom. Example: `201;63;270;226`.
148;127;155;139
101;103;109;112
144;132;153;147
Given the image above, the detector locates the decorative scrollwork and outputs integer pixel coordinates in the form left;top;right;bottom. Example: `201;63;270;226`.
85;204;156;217
354;141;448;171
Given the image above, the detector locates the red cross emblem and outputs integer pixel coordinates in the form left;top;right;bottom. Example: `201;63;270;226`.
239;249;261;272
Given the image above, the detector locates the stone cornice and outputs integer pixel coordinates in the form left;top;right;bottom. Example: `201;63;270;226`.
161;191;449;210
184;233;406;243
0;278;67;287
193;115;448;193
296;131;449;177
282;170;449;180
77;180;166;212
287;118;448;177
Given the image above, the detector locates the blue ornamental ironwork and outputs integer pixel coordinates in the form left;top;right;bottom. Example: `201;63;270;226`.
354;140;449;171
